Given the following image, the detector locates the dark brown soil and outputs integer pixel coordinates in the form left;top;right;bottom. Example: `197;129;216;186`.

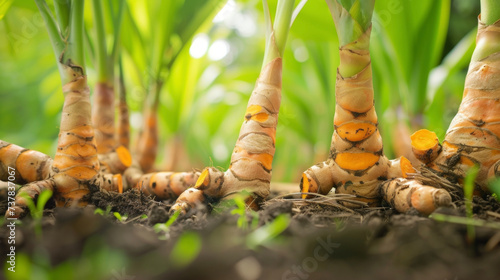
1;188;500;280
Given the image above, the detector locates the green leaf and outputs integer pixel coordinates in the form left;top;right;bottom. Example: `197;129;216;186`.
113;212;127;221
289;0;336;41
409;0;450;113
427;28;476;104
36;189;52;213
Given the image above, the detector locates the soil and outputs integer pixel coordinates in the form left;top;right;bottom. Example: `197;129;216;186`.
1;186;500;280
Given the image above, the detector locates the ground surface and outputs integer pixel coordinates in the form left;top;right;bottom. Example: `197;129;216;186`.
1;185;500;280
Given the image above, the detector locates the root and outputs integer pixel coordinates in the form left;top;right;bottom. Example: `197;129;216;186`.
0;140;52;184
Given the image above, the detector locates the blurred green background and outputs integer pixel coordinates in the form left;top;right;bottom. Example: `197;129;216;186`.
0;0;480;182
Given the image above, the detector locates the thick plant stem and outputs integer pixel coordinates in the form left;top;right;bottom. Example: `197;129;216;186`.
301;2;389;206
135;104;159;173
481;0;500;25
262;0;294;66
301;29;389;206
135;78;161;172
5;1;122;219
172;58;282;212
8;73;107;218
51;72;100;206
171;0;294;213
92;0;109;82
300;1;451;212
412;17;500;193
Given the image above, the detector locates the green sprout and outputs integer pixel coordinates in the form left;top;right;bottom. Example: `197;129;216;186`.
489;178;500;201
246;214;290;250
113;212;128;222
20;189;53;237
93;205;112;216
154;210;181;240
213;191;260;230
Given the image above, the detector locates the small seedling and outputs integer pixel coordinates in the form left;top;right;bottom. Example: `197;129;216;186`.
94;206;112;216
113;212;128;222
212;191;260;230
154;210;181;240
230;196;252;230
246;214;290;250
489;178;500;201
20;189;53;237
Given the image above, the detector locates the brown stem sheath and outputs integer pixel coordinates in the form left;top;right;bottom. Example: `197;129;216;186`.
135;107;158;173
92;82;116;154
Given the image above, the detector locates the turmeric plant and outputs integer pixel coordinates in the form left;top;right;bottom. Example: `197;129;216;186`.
123;0;224;173
171;0;297;213
89;0;125;156
411;0;500;196
299;0;452;215
85;0;132;177
2;0;121;218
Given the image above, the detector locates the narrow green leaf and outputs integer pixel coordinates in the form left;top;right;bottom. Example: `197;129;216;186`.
410;0;450;113
36;189;53;213
165;210;180;227
109;0;124;65
34;0;65;63
427;27;476;104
